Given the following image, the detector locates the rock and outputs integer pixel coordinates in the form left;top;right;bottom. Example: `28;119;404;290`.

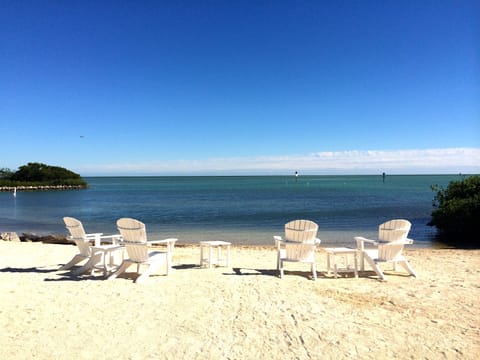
0;232;21;242
19;233;69;244
20;233;41;242
40;234;70;244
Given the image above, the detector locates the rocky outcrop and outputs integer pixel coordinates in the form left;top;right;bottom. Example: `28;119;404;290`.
0;232;70;244
0;185;86;192
0;232;21;242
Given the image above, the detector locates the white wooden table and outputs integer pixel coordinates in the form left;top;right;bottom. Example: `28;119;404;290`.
72;237;124;277
325;247;358;278
90;244;125;276
199;241;231;269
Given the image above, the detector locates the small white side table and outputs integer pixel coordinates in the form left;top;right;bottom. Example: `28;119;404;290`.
199;241;231;268
325;247;358;278
72;244;124;277
91;244;125;276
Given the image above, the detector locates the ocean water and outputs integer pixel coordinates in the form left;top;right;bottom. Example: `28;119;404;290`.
0;175;462;247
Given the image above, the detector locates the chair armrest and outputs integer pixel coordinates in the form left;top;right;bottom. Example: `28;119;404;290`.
148;238;177;249
383;239;414;246
91;244;124;251
148;238;177;253
315;238;321;245
99;234;121;239
97;234;123;244
354;236;377;244
274;236;284;249
354;236;378;250
85;233;104;239
148;238;178;245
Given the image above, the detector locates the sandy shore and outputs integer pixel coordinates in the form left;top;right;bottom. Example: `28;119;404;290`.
1;241;479;359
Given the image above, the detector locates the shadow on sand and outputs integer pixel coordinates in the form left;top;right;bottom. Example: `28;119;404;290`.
0;266;58;274
225;267;363;280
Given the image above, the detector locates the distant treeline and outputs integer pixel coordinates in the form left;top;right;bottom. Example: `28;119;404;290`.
0;162;88;189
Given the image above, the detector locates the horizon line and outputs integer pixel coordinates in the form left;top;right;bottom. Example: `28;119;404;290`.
80;172;477;178
75;147;480;176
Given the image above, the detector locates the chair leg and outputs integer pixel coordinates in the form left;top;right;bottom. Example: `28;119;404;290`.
59;255;87;271
358;249;365;272
71;252;102;276
104;248;124;276
364;256;386;281
108;260;132;281
311;262;317;281
399;260;417;278
166;252;173;275
135;267;151;284
279;259;284;278
135;261;163;284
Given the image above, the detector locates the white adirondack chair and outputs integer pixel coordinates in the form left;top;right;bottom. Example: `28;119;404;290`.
355;219;417;281
60;217;123;276
108;218;177;284
274;220;320;280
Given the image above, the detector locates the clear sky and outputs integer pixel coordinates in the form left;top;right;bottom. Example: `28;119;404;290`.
1;1;479;175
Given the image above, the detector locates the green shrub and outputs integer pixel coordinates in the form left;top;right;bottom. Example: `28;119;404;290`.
429;175;480;247
0;162;88;188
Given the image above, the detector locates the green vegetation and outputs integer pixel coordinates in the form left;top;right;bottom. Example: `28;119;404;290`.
0;163;88;188
0;168;14;179
429;175;480;247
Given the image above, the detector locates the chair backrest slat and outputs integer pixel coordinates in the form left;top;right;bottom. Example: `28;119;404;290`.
378;219;411;242
376;219;412;261
63;217;90;257
285;220;318;243
117;218;148;262
64;216;87;239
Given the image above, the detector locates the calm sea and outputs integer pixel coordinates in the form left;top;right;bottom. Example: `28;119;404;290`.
0;175;462;247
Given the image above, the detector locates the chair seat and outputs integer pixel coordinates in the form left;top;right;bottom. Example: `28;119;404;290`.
364;249;407;263
278;248;315;262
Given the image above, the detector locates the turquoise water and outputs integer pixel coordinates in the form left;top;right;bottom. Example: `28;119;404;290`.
0;175;463;247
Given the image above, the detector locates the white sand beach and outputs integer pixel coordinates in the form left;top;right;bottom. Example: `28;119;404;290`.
1;241;479;359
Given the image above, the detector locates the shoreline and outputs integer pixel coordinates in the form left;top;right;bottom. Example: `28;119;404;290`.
1;233;459;250
0;231;460;249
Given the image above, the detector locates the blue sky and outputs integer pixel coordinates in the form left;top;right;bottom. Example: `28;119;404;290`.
1;1;479;175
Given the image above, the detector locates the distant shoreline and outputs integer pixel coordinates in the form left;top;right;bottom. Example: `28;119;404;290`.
0;185;87;192
80;173;472;178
